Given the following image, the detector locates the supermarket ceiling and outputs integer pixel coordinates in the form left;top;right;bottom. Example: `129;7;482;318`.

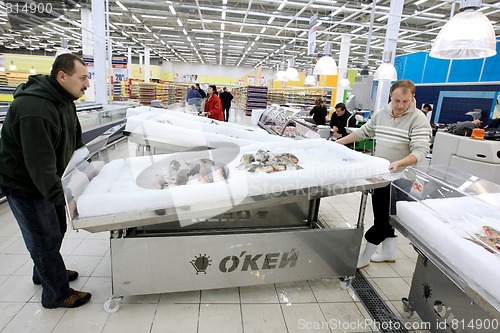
0;0;499;72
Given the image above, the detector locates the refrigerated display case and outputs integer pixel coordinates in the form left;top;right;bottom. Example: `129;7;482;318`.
62;136;393;312
258;105;330;139
390;166;500;332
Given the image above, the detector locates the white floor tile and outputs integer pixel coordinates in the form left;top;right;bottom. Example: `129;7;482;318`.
201;287;240;303
71;239;110;256
242;303;287;333
91;256;112;277
151;303;199;333
101;303;157;333
52;303;110;333
239;283;279;303
0;275;39;302
371;277;410;302
63;255;102;277
0;302;24;331
275;280;316;304
198;304;242;333
0;236;19;252
281;303;329;333
309;278;355;303
0;254;30;275
159;290;201;304
320;302;372;332
0;303;65;333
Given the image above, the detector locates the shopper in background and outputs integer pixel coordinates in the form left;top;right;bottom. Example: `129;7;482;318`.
195;83;206;99
219;87;234;122
330;102;356;139
204;84;224;121
422;103;433;122
336;80;432;269
0;53;92;309
447;118;482;136
309;97;328;125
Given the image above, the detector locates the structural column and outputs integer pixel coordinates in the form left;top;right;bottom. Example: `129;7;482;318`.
335;34;351;104
373;0;403;113
81;8;95;101
91;0;108;104
144;47;150;82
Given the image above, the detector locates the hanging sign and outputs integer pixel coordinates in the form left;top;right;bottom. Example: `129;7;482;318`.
82;55;95;80
112;57;128;82
308;13;318;55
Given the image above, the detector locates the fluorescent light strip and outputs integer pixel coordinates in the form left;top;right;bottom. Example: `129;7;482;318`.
131;14;141;23
169;5;176;15
115;1;128;11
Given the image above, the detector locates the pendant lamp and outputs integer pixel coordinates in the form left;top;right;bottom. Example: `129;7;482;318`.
374;51;397;81
313;42;338;75
276;62;287;82
430;0;496;59
285;58;299;81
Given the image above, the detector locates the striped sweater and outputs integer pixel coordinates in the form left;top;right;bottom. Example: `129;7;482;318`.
353;99;432;169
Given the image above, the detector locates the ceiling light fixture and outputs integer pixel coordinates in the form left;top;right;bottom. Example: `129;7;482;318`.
313;42;338;75
9;61;17;70
115;1;128;11
430;0;496;59
131;14;141;24
373;51;397;81
169;5;176;15
29;66;36;74
267;17;274;25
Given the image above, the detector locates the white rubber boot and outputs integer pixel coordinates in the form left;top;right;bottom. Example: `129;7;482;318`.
370;237;397;263
357;243;378;269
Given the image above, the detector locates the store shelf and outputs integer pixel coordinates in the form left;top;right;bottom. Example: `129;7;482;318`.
268;87;332;108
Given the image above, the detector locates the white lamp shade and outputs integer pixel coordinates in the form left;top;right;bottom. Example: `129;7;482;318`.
304;74;316;85
339;78;351;88
374;63;398;81
285;67;299;81
29;67;36;74
276;70;288;82
313;55;338;75
430;9;496;59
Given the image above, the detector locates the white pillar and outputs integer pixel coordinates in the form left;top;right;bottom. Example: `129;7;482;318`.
81;8;95;101
144;47;150;82
139;53;143;80
127;47;132;79
335;34;351;105
373;0;403;113
91;0;107;104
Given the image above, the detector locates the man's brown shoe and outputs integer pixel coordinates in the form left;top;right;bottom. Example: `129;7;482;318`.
43;290;92;309
33;270;79;285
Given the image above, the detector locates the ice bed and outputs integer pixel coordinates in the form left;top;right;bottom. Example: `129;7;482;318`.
124;106;287;153
67;138;390;232
390;167;500;330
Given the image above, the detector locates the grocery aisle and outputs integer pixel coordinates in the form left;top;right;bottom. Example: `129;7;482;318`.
0;107;430;333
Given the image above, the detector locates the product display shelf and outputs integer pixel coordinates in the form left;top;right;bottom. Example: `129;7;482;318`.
174;83;189;103
244;85;268;116
112;81;129;101
4;71;29;87
155;84;169;105
0;72;7;86
138;82;157;105
128;78;143;99
268;87;332;107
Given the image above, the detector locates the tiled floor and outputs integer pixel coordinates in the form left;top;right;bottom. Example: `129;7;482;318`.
0;106;431;332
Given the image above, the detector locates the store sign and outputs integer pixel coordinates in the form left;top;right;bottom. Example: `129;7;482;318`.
83;56;95;80
112;57;128;82
308;13;318;55
190;249;299;275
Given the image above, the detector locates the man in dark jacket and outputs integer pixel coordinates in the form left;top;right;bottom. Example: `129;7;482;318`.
0;53;92;309
219;87;234;122
330;102;356;139
195;83;206;99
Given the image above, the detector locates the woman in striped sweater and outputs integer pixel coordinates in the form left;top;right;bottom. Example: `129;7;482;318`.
336;80;432;269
